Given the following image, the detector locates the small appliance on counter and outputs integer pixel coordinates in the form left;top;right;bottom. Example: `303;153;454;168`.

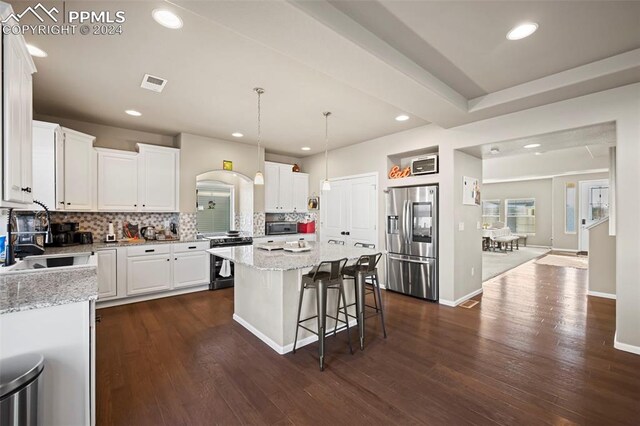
50;222;80;247
140;226;156;240
74;232;93;245
297;221;315;234
105;222;116;243
265;221;298;236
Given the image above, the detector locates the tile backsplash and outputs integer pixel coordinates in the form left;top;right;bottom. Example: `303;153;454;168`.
49;212;179;241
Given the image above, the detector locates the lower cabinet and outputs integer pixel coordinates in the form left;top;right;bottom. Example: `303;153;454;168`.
173;251;209;288
126;252;173;296
97;249;117;299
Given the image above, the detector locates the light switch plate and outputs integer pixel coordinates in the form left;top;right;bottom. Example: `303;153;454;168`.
458;222;465;231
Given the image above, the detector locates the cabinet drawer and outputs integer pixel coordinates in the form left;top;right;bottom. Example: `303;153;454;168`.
172;241;209;253
127;244;171;257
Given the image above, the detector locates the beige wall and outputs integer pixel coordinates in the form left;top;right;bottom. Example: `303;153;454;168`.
34;114;177;151
588;219;616;297
552;172;609;250
453;151;483;301
265;153;302;166
482;179;553;247
178;133;265;213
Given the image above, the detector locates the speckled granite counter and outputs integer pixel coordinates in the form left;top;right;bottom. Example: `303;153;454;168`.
43;238;203;256
0;263;97;315
207;242;375;271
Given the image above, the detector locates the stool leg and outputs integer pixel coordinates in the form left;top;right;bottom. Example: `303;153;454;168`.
371;280;380;313
333;285;342;337
339;282;354;355
373;272;387;338
316;282;328;371
293;283;305;354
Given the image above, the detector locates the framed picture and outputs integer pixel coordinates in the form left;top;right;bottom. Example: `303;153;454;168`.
463;176;481;206
308;196;319;210
223;160;233;171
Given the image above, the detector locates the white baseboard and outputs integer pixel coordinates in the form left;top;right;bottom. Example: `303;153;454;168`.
551;247;579;253
233;313;358;355
97;284;209;308
587;290;616;300
439;287;483;307
614;332;640;356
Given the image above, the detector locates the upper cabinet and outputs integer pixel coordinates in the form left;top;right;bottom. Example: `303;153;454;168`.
137;144;180;212
61;128;97;211
264;161;308;213
97;149;138;211
1;10;37;207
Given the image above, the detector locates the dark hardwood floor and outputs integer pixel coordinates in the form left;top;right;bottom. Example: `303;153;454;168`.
96;260;640;425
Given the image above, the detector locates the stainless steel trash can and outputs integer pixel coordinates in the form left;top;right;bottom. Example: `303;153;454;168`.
0;354;45;426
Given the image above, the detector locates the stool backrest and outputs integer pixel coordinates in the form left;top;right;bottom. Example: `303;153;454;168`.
354;242;375;249
328;239;345;245
312;258;348;281
355;252;382;273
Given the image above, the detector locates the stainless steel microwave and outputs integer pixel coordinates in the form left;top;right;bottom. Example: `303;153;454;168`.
411;154;438;175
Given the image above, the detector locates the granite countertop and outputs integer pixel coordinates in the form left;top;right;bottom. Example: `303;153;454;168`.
43;238;203;255
252;233;316;240
0;262;98;315
207;242;378;271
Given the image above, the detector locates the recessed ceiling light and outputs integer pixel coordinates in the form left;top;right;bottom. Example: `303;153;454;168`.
152;9;183;29
125;110;142;117
507;22;538;40
524;143;541;149
26;44;47;58
490;147;500;155
231;132;243;138
301;147;311;151
534;152;543;156
395;114;410;122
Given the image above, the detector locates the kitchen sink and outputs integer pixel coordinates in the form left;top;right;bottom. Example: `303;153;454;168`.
2;253;96;272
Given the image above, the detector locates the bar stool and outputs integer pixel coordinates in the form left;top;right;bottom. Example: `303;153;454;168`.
342;252;387;349
293;258;353;371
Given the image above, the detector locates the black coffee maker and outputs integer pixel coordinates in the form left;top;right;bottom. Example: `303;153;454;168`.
50;222;80;246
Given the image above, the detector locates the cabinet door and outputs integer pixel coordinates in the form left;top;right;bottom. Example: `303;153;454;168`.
173;251;209;288
97;151;138;211
278;165;294;212
264;162;280;212
63;130;96;210
138;147;178;211
20;71;33;205
32;123;58;209
2;34;25;203
126;254;172;295
97;250;117;299
292;173;309;212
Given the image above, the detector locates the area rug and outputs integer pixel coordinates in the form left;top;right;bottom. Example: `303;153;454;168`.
483;247;550;281
535;254;588;269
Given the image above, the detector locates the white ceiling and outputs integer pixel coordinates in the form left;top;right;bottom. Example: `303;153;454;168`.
12;1;640;156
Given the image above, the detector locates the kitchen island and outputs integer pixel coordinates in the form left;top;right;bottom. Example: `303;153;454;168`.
207;242;376;354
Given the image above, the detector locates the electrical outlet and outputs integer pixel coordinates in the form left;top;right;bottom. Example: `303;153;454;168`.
458;222;465;231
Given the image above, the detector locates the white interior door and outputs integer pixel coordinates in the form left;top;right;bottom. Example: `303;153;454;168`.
320;174;378;248
579;179;609;252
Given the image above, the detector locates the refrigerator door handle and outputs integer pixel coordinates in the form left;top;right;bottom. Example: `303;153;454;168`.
388;254;431;264
404;200;411;245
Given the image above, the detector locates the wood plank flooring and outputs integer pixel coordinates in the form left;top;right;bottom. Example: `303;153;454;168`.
96;259;640;425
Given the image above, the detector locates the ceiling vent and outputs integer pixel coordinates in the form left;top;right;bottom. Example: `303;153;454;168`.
140;74;167;93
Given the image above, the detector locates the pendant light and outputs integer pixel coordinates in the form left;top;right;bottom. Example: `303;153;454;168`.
322;111;331;191
253;87;265;185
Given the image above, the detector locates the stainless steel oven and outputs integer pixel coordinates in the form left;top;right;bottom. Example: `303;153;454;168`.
206;236;253;290
265;221;298;235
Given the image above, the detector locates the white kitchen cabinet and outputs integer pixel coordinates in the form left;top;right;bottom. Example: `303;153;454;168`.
61;128;96;211
292;173;309;212
97;249;117;299
126;251;173;296
265;161;302;212
137;143;179;212
173;251;209;288
32;121;62;209
253;233;316;244
1;20;36;206
97;149;138;211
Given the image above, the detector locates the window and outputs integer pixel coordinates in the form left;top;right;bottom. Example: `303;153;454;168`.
589;185;609;221
505;198;535;235
481;200;500;226
565;183;576;234
196;182;234;233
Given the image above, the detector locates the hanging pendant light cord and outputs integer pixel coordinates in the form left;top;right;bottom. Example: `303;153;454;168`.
255;88;264;172
324;111;331;181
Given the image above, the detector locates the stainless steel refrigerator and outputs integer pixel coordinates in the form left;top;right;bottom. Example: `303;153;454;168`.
385;185;438;301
